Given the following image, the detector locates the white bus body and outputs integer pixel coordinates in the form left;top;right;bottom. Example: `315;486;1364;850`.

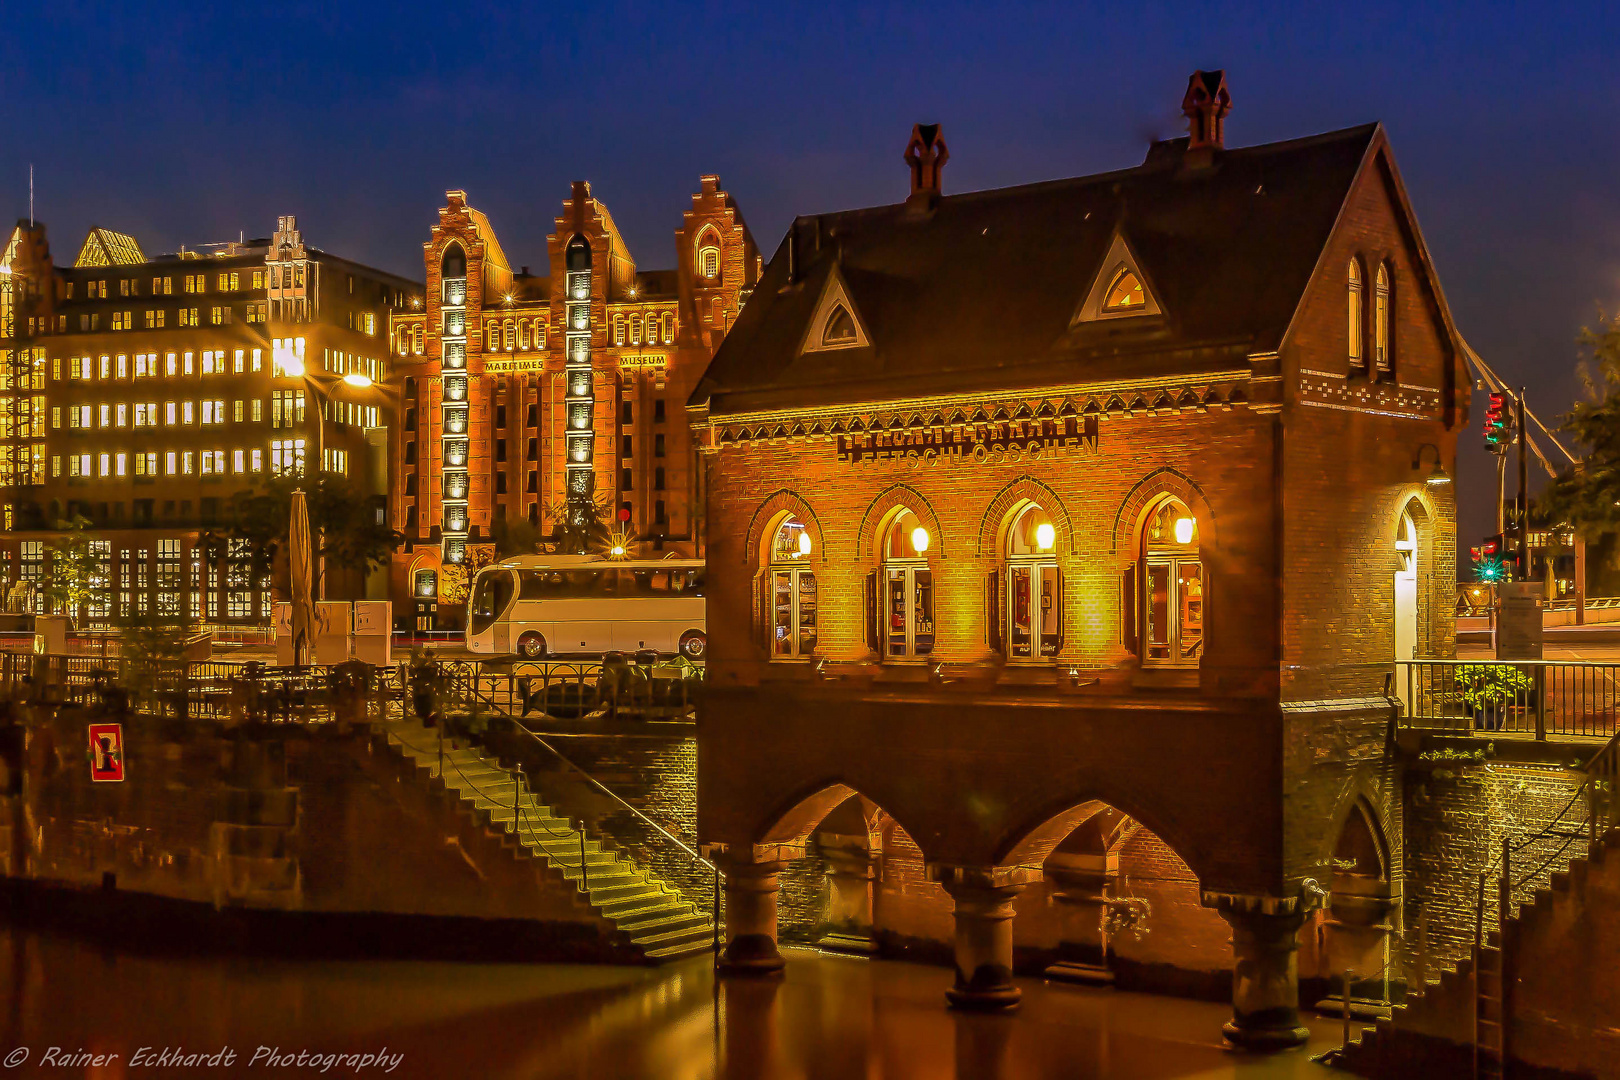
465;555;706;660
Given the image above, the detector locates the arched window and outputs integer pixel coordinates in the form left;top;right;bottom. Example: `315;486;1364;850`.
518;321;530;350
767;516;817;659
879;509;934;659
504;320;516;352
663;314;674;344
630;315;642;345
613;315;624;346
440;245;465;279
697;229;721;280
1103;268;1145;312
1005;504;1062;660
1374;263;1391;373
1140;498;1202;667
485;323;498;351
823;305;856;347
1394;509;1418;664
1347;259;1364;369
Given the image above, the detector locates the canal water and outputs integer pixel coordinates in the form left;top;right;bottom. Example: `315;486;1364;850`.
0;930;1360;1078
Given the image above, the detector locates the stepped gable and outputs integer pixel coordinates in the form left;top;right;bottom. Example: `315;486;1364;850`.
694;123;1380;417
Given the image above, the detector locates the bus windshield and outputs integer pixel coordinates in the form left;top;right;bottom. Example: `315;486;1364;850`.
469;570;516;635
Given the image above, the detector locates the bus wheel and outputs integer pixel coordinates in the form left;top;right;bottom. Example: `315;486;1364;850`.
678;631;707;661
517;632;547;660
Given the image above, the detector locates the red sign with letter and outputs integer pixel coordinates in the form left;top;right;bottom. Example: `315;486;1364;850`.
88;723;124;782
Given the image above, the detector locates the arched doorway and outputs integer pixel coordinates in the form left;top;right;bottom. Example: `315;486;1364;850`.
1394;510;1418;662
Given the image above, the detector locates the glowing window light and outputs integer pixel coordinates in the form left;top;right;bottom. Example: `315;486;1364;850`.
911;526;929;554
1174;517;1195;545
1035;522;1056;552
798;532;812;557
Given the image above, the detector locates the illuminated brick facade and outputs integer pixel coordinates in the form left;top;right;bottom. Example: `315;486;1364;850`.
693;76;1469;1042
389;179;758;627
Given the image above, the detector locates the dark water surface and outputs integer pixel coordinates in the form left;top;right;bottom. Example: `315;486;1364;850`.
0;931;1361;1078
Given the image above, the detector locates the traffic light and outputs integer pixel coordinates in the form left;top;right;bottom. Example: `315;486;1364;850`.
1483;391;1514;453
1475;535;1506;582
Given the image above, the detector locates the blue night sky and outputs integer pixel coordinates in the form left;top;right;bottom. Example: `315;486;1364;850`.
3;1;1617;545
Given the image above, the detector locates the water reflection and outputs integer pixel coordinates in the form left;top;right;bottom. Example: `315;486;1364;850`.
0;932;1353;1079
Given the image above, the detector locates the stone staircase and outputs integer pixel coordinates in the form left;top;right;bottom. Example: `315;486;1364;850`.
1335;826;1620;1078
381;717;714;963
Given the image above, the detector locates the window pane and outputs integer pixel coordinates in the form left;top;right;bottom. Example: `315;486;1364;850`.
913;569;934;656
798;571;818;655
1009;565;1033;658
773;571;794;657
1146;562;1172;660
1039;564;1061;657
886;569;908;656
1178;562;1204;661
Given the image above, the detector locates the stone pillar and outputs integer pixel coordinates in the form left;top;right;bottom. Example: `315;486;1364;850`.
720;860;788;975
939;871;1025;1010
1218;904;1310;1051
817;840;879;955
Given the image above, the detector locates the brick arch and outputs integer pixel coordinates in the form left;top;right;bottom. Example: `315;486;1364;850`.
756;780;925;858
745;491;827;568
857;484;948;561
976;475;1075;558
1110;467;1218;555
994;788;1211;885
1325;789;1392;884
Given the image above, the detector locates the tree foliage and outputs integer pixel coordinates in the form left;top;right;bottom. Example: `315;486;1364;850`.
42;515;104;624
212;471;403;593
1541;312;1620;538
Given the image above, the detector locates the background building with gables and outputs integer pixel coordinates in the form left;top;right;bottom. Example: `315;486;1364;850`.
389;179;759;629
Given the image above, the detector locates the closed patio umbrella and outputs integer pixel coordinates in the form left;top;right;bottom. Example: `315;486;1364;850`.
289;489;314;668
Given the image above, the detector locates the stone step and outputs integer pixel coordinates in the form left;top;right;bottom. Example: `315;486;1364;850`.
642;938;714;961
635;924;716;952
619;909;709;937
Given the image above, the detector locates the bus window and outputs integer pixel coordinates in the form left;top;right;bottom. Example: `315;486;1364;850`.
469;571;516;635
670;569;705;596
519;570;563;599
563;570;613;595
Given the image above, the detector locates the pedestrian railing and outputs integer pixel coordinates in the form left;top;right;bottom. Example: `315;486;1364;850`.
1395;659;1620;740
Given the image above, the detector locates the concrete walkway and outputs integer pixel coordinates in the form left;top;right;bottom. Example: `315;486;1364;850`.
0;930;1362;1078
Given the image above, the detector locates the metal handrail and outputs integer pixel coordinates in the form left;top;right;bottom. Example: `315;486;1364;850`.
437;662;712;871
509;723;715;872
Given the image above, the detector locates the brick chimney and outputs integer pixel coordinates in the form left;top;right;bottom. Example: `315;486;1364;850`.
904;123;949;209
1181;70;1231;166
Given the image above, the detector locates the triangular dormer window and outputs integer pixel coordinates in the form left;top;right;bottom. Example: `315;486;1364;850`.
1103;269;1145;312
823;305;856;346
1074;232;1163;324
801;265;871;353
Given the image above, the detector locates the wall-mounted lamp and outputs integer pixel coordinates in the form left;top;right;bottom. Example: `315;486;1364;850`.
1035;522;1056;552
911;526;930;554
1413;444;1451;485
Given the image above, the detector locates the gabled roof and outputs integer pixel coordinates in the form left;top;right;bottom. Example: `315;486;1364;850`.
695;124;1383;416
73;227;146;268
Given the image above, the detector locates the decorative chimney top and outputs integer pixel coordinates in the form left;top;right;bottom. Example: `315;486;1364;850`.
904;123;949;208
1181;70;1232;158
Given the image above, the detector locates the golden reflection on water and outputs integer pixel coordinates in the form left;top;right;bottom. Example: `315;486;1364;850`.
0;934;1355;1079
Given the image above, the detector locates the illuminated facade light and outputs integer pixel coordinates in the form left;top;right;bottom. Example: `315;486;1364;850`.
1035;522;1056;551
342;372;373;388
798;531;812;557
911;526;929;554
1174;516;1195;545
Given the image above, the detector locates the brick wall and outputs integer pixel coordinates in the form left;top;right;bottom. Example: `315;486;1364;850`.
1402;761;1588;970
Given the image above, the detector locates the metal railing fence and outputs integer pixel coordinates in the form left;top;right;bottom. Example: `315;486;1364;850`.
1395;659;1620;740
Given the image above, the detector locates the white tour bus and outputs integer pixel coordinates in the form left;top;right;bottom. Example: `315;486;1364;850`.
465;555;706;660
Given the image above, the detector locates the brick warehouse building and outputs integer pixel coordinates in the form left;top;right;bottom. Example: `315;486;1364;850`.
0;217;417;622
692;72;1466;1049
388;180;758;630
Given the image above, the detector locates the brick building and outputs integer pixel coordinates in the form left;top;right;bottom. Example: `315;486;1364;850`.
692;72;1467;1049
0;217;417;622
388;180;759;630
